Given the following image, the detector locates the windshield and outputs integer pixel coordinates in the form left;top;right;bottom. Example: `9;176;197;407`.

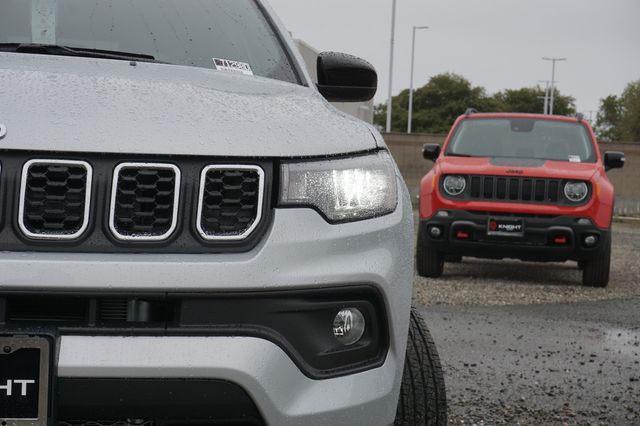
0;0;300;84
446;118;596;163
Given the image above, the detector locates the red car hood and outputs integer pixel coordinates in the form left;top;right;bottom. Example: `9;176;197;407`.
437;157;599;181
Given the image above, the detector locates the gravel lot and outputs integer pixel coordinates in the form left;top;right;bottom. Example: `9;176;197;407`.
414;222;640;425
413;223;640;307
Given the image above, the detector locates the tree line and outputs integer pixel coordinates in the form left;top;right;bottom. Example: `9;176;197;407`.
374;73;640;142
594;80;640;142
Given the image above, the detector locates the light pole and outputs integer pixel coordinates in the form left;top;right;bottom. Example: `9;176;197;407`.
408;25;429;134
538;80;551;114
385;0;397;133
583;110;597;122
542;57;567;115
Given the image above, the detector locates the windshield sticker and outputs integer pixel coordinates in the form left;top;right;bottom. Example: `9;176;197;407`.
568;155;581;163
213;58;254;76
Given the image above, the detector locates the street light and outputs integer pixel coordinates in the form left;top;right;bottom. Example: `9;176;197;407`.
542;57;567;115
385;0;397;133
538;80;551;115
408;25;429;134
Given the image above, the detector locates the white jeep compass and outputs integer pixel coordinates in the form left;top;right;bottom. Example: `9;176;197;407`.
0;1;446;425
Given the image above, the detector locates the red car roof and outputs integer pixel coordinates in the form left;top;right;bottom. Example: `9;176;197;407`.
461;112;582;123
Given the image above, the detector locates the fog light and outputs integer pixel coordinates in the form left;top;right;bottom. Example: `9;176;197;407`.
429;226;442;238
333;308;366;346
584;235;598;247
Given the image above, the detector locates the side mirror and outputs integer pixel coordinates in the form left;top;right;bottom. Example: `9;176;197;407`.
316;52;377;102
604;151;625;171
423;144;441;161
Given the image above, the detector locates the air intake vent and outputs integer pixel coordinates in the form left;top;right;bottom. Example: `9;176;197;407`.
196;165;264;241
98;299;129;321
109;163;180;241
7;296;87;323
19;159;92;240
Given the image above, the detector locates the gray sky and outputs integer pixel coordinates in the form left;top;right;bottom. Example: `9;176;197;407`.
269;0;640;115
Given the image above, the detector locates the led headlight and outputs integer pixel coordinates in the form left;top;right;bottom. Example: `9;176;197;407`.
443;175;466;196
564;181;588;203
280;151;398;223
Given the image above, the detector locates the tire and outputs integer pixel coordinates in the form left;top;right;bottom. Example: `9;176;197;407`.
394;308;448;426
582;234;611;287
577;261;586;270
416;241;444;278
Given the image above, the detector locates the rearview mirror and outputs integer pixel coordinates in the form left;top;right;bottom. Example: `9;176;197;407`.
316;52;377;102
423;144;441;161
604;151;625;171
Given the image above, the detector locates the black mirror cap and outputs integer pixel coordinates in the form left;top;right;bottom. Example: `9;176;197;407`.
316;52;377;102
604;151;625;171
423;144;441;161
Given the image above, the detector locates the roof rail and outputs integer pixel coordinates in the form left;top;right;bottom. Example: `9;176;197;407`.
465;108;478;116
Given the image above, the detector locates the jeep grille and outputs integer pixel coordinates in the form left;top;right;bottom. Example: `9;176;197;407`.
1;152;271;252
469;176;561;203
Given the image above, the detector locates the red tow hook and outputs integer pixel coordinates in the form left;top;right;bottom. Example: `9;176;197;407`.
456;231;470;239
553;236;568;245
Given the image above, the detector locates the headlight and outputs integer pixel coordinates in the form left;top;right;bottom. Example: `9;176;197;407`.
280;151;398;223
564;181;589;202
443;175;466;196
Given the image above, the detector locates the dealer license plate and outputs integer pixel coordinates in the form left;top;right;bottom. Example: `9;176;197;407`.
0;336;53;425
487;217;525;237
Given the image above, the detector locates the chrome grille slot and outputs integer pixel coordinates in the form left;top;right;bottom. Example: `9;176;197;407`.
197;165;264;241
109;163;180;241
18;159;92;240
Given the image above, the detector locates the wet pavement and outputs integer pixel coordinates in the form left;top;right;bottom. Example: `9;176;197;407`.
421;299;640;425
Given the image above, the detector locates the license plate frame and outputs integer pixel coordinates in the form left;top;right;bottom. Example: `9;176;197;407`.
487;216;525;237
0;334;56;426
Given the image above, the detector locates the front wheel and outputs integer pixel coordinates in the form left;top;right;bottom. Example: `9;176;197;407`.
582;234;612;287
394;308;448;426
416;241;444;278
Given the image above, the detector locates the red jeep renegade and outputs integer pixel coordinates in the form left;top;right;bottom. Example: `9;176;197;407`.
417;111;625;287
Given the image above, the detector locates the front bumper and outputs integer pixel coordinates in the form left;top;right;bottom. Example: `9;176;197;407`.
0;177;414;425
56;335;401;425
420;209;609;262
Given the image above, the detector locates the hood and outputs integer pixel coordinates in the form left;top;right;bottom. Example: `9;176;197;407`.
0;53;377;157
438;156;599;181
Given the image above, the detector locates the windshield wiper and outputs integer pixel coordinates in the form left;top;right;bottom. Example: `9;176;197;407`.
0;43;157;62
446;152;475;158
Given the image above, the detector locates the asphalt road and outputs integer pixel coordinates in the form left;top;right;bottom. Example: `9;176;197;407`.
421;299;640;425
